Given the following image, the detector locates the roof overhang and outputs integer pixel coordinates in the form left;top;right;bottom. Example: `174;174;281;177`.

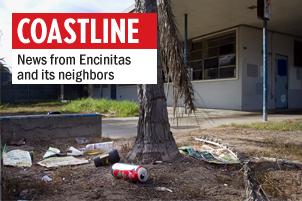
171;0;302;39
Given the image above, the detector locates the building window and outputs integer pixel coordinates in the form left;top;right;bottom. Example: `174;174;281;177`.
294;40;302;67
189;32;236;80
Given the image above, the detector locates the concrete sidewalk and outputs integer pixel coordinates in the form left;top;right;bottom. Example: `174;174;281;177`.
103;108;302;138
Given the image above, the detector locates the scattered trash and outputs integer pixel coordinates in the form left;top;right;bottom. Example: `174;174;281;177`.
8;138;26;146
67;147;83;156
84;149;105;156
84;142;114;155
244;162;270;201
42;175;53;183
47;111;61;115
29;151;34;160
38;156;89;168
1;144;7;160
194;137;225;148
75;137;89;145
112;163;148;183
154;161;163;164
155;187;173;193
179;137;240;164
3;149;32;167
43;147;61;159
94;149;120;167
19;189;32;200
85;141;114;152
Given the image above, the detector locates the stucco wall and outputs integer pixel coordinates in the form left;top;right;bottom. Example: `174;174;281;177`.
164;79;242;110
116;85;138;102
239;26;302;110
114;79;243;110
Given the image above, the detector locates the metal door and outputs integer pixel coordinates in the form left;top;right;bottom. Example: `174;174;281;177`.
275;55;288;109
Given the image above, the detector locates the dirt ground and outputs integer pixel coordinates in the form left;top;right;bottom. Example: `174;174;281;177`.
2;125;302;201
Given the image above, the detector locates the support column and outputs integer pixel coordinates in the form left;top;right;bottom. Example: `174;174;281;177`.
184;13;189;66
263;20;269;121
184;13;189;114
60;84;64;101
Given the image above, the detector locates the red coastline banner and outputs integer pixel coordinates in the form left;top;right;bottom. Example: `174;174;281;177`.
11;13;158;84
12;13;157;49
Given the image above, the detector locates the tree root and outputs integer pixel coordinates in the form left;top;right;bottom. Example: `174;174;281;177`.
243;157;302;201
243;162;270;201
127;141;180;164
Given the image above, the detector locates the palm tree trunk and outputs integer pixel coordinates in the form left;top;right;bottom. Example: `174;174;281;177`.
127;0;179;163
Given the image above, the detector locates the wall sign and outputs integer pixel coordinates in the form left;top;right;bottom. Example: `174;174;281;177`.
257;0;271;20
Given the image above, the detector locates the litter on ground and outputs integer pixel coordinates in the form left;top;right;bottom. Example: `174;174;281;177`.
38;156;89;168
84;149;105;156
155;187;173;193
3;149;32;167
112;163;149;183
93;149;120;167
85;142;114;153
67;146;83;156
179;137;240;164
43;147;61;159
41;175;53;183
75;137;89;145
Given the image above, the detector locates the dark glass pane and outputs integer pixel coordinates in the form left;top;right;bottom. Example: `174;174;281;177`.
294;40;302;67
190;50;202;60
204;69;218;80
204;58;218;69
191;41;203;50
220;44;235;55
220;34;235;46
219;54;236;66
190;60;203;69
207;47;218;57
219;67;236;78
207;38;219;48
193;69;203;80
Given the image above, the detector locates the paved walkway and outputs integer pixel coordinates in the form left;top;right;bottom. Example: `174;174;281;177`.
102;108;302;138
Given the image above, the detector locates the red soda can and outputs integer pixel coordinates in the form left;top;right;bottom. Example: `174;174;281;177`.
111;163;148;183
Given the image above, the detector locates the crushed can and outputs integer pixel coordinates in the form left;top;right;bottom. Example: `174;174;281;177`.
111;163;148;183
94;149;120;167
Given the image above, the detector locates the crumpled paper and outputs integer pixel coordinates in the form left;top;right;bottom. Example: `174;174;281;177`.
3;149;32;167
38;156;89;168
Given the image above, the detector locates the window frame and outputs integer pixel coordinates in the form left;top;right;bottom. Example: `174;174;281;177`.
188;29;239;83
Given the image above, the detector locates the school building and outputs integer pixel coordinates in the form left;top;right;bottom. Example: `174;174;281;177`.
92;0;302;111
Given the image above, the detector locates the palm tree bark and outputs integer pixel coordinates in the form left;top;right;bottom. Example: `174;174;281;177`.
127;0;179;163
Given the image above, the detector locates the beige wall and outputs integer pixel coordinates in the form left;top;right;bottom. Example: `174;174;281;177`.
239;25;302;110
